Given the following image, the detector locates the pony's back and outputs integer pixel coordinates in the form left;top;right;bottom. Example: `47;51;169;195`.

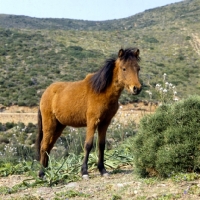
40;75;93;127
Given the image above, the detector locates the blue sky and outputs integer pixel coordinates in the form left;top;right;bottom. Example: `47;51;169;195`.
0;0;183;21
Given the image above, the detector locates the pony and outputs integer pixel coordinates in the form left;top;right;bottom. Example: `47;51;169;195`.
36;47;142;179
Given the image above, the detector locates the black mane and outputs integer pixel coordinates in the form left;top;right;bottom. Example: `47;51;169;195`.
90;48;140;93
90;58;115;93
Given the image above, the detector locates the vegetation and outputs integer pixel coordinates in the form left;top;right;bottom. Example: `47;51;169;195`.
0;0;200;106
1;0;200;199
0;120;137;199
0;0;199;31
1;96;200;199
133;95;200;177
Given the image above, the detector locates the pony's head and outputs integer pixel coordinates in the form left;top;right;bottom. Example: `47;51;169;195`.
90;47;142;94
116;48;142;95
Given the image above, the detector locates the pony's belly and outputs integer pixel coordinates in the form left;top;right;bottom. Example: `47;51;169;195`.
66;120;87;128
56;111;87;127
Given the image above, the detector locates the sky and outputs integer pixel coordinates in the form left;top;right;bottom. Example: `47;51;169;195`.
0;0;183;21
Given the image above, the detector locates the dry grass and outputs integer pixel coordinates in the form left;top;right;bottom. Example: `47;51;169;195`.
1;169;200;200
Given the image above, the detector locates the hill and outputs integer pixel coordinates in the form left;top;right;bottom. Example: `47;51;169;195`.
0;0;200;106
0;0;199;31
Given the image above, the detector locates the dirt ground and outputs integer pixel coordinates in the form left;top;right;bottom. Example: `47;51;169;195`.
0;102;157;125
1;169;200;200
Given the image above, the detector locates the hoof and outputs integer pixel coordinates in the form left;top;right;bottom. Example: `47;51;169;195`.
38;170;45;178
82;174;89;180
102;173;109;177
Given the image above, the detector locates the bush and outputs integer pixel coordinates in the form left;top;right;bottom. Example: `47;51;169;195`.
132;95;200;177
5;122;15;129
0;136;9;144
143;36;159;43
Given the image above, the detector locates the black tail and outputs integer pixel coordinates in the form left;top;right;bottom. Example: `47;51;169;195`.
35;108;43;161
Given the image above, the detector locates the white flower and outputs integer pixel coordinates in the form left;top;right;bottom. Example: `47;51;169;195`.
163;89;167;93
174;97;179;101
156;84;161;87
163;73;167;80
146;90;152;95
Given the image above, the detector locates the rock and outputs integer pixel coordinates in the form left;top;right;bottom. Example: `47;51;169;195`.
65;182;78;188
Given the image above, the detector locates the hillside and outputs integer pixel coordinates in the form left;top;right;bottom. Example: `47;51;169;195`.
0;0;200;106
0;0;199;31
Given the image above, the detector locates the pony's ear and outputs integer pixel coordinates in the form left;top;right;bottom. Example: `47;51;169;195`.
133;48;140;57
118;48;124;58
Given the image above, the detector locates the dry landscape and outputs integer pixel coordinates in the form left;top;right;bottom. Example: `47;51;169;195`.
0;102;156;125
1;103;200;200
1;164;200;200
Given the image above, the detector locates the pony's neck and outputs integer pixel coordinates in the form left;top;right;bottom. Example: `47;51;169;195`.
107;65;124;100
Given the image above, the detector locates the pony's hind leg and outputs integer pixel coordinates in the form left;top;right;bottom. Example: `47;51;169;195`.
39;118;65;177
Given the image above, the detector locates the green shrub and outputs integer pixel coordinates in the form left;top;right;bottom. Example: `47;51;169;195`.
185;36;191;40
5;122;15;129
0;136;9;144
143;36;159;43
132;95;200;177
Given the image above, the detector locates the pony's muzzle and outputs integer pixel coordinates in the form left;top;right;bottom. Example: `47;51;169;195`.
132;86;142;95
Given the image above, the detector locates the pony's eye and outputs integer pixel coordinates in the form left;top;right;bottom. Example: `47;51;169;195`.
123;68;126;71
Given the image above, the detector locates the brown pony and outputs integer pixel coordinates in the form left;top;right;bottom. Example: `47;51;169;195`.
36;47;142;179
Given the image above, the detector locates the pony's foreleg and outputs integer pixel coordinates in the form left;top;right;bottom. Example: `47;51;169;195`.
97;121;110;176
81;123;97;178
81;137;93;178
